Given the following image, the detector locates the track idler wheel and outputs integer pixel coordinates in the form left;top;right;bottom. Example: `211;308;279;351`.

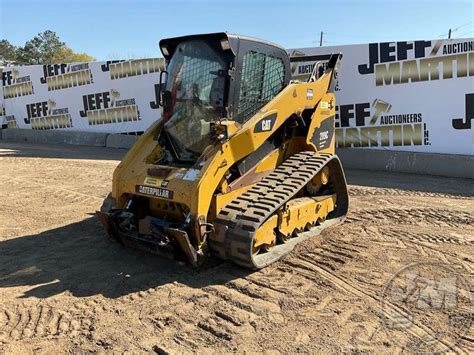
252;229;277;255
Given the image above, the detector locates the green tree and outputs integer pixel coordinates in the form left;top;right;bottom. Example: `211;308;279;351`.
0;39;18;64
3;30;95;65
51;46;95;63
16;30;65;64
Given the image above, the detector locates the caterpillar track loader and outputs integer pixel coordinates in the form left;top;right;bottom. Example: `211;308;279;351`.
98;32;349;269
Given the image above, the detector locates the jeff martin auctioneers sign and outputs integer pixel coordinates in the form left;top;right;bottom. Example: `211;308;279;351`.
1;37;473;155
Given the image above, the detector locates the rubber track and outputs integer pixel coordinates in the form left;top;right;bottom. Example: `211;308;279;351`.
210;151;349;269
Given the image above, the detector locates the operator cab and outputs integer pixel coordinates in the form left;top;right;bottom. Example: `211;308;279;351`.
158;32;291;162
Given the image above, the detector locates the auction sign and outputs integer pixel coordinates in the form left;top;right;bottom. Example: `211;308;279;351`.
1;58;164;134
1;38;473;155
289;38;473;155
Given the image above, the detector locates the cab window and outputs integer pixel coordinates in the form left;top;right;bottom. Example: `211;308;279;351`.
237;51;285;122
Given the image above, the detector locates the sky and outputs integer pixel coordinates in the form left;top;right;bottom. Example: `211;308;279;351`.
1;0;473;61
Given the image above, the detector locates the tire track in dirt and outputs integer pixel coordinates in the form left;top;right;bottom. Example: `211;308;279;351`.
281;238;366;274
349;186;472;200
202;284;281;319
2;142;473;353
382;229;472;246
279;219;473;352
0;175;103;204
281;254;468;354
130;262;334;350
0;304;89;342
380;228;474;274
346;207;473;228
133;284;261;350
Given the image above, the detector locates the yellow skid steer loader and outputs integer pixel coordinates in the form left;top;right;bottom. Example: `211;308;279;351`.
98;32;349;269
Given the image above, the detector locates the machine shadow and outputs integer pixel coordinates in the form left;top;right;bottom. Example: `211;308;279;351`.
0;217;249;299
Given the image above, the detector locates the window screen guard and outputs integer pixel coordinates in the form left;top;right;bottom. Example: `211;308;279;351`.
237;51;285;122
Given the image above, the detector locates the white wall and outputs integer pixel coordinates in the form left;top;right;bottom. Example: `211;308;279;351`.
289;38;474;155
1;59;163;133
1;38;473;155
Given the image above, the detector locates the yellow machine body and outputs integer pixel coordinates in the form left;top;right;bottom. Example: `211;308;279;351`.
99;32;348;269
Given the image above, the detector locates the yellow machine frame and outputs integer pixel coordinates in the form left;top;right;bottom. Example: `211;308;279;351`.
110;72;336;247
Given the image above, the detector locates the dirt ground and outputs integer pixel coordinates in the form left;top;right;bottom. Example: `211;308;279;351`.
0;141;472;354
